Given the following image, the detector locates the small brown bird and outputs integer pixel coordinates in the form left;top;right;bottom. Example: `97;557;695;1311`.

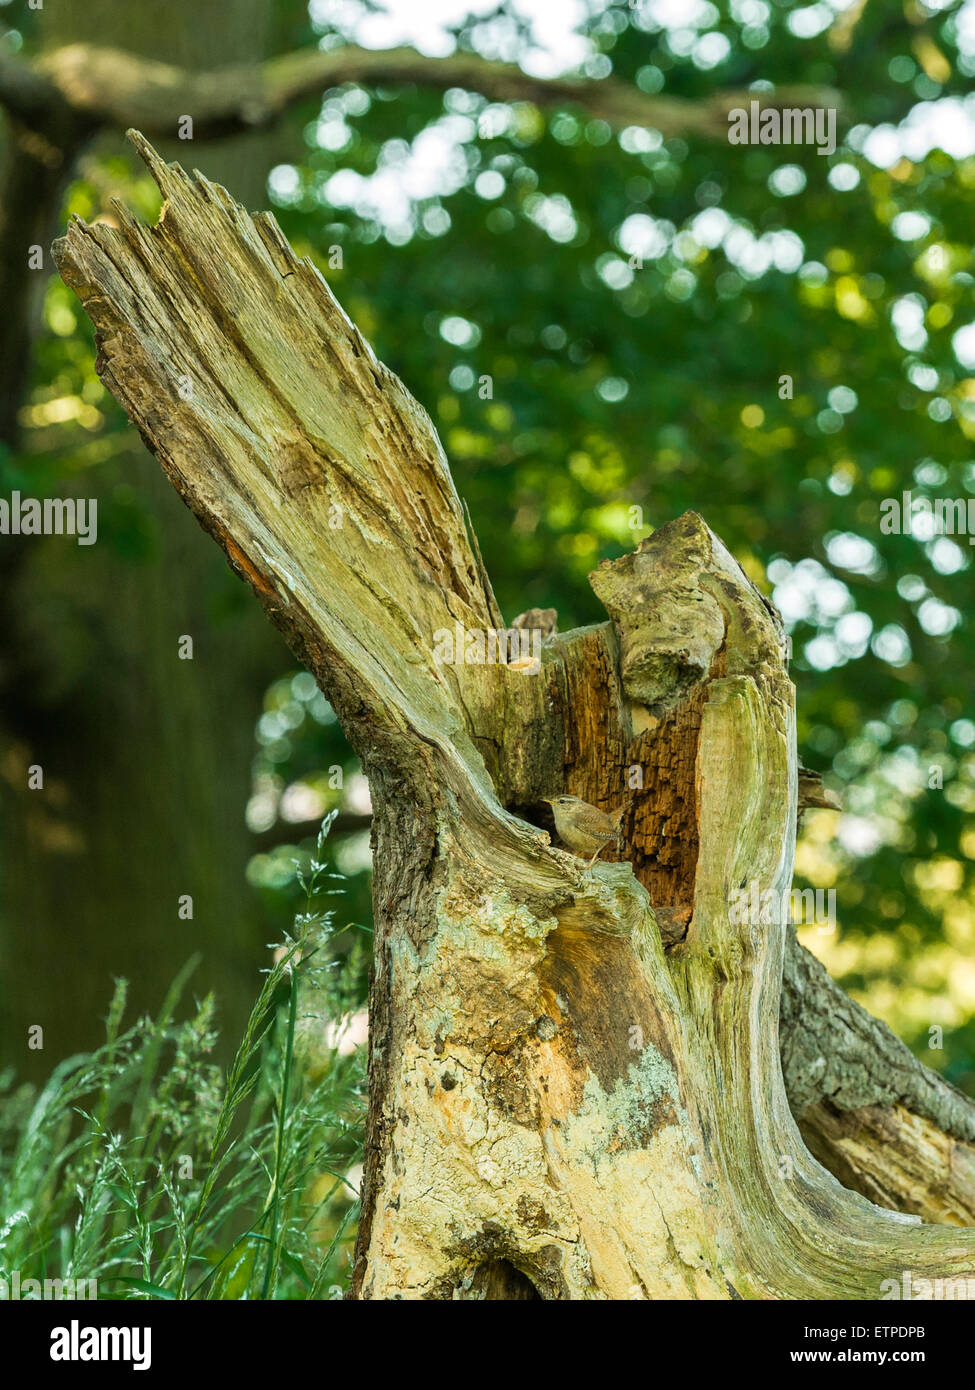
543;795;623;869
797;761;841;829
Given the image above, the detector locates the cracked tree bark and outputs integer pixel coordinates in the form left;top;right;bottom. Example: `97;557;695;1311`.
53;134;975;1298
780;931;975;1226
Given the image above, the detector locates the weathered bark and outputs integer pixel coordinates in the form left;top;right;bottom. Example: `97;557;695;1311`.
53;136;975;1298
781;931;975;1226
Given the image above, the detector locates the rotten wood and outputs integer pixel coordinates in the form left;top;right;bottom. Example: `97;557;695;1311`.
52;134;975;1297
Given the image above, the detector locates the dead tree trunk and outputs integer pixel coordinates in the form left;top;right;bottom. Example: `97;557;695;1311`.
53;134;975;1298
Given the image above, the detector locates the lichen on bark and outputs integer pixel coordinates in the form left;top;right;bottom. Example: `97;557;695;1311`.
52;133;975;1296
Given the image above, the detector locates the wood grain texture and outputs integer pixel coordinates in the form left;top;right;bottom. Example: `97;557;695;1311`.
52;135;975;1296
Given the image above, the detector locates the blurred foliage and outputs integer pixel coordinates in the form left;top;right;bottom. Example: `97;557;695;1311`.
4;0;975;1091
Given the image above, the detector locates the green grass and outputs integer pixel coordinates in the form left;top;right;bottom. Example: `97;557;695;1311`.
0;814;367;1300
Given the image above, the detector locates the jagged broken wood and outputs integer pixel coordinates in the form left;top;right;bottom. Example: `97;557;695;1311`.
53;133;975;1297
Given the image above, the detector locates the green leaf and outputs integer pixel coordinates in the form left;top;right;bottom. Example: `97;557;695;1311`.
102;1277;178;1300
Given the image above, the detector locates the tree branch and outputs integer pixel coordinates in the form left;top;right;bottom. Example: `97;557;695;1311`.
0;47;80;131
51;127;536;880
782;929;975;1224
25;41;844;140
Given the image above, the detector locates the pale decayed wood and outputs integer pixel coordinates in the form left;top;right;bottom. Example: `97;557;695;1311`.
53;135;975;1297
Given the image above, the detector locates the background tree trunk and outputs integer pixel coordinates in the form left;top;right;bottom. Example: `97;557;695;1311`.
0;0;290;1076
52;138;975;1297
